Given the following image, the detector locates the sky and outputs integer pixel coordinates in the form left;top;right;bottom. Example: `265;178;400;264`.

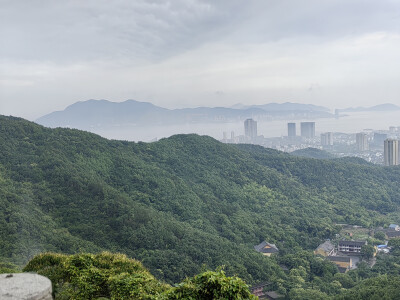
1;0;400;120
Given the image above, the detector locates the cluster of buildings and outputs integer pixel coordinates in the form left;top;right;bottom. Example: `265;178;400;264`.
251;222;400;297
350;131;400;166
287;122;316;138
222;118;259;144
314;240;368;273
222;119;317;144
221;118;400;166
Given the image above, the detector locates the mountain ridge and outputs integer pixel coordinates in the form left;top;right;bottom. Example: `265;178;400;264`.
338;103;400;112
2;115;400;295
36;99;333;130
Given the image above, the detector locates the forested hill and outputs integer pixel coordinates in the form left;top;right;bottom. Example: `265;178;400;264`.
290;147;335;159
1;115;400;289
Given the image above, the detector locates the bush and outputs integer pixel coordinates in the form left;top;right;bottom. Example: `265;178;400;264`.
23;252;256;299
24;252;167;299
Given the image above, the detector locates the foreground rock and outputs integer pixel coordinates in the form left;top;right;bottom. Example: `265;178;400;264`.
0;273;52;300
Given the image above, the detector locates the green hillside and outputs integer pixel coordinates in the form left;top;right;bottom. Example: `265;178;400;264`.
2;115;400;298
290;147;335;159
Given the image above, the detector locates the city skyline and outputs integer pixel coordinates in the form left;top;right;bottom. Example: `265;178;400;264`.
218;117;400;165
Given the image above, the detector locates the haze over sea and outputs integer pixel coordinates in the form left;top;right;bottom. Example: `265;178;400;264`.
94;110;400;142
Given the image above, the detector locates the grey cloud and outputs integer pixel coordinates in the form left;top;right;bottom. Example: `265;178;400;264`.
2;0;400;63
2;0;400;119
224;0;400;43
0;0;243;62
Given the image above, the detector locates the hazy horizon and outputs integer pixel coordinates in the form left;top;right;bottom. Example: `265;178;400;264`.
2;1;400;120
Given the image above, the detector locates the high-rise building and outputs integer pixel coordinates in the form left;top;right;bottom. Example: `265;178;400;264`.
300;122;315;138
321;132;333;146
288;123;296;137
222;132;228;142
384;139;399;166
374;132;388;146
244;119;257;139
356;133;369;151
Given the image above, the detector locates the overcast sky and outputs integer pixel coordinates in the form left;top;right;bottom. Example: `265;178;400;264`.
1;0;400;120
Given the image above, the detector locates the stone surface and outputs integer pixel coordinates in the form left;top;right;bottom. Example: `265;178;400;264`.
0;273;52;300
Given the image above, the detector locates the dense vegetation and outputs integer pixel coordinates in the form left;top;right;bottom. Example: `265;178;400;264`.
290;147;335;159
24;252;254;299
2;115;400;298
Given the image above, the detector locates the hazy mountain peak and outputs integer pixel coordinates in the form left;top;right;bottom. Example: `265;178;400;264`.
36;99;332;135
338;103;400;112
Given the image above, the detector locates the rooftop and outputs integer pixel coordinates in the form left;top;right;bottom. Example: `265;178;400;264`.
386;231;400;238
338;240;367;247
265;291;284;299
316;240;334;252
254;241;279;254
327;256;352;263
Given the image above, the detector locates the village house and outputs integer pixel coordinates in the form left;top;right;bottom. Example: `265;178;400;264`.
386;230;400;239
254;241;279;257
327;256;352;273
250;282;271;299
314;240;335;257
250;282;283;299
338;240;367;254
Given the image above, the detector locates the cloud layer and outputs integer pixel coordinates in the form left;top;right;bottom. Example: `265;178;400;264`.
1;0;400;119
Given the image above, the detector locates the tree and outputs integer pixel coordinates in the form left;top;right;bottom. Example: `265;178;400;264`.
288;288;329;300
388;239;400;250
361;245;375;261
374;231;386;241
24;252;257;299
165;269;257;299
338;275;400;300
388;239;400;256
24;252;168;299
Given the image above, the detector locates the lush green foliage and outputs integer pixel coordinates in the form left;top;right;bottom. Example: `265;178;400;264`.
24;252;167;299
374;231;386;240
361;244;375;260
24;252;254;299
0;261;19;273
338;275;400;300
2;116;400;297
290;147;335;159
165;269;256;299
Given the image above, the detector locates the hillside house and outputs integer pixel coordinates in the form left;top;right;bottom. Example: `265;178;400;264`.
386;230;400;239
327;256;352;273
338;240;367;254
314;240;335;257
250;282;271;299
377;245;390;254
389;224;400;231
254;241;279;257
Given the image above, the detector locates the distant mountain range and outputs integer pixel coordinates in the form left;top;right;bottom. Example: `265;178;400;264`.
338;103;400;113
232;102;330;112
36;99;332;130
